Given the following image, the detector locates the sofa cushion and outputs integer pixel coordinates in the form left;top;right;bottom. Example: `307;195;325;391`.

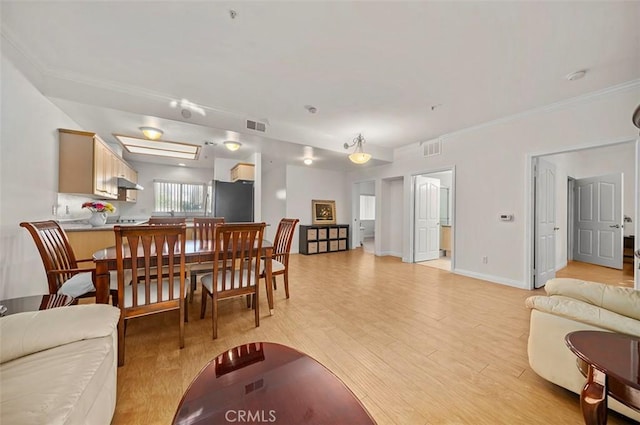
526;294;640;337
0;305;120;364
0;335;115;425
545;278;640;321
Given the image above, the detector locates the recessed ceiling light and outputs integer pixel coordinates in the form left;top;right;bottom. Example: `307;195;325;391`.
139;126;163;140
566;70;587;81
303;146;314;165
115;135;200;160
178;163;186;167
224;141;242;151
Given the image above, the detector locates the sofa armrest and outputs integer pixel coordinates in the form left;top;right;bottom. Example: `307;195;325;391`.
545;278;640;321
0;304;120;364
526;294;640;337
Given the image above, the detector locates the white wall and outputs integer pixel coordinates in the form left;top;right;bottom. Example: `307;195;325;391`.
261;165;287;241
0;54;83;298
285;165;349;253
348;84;640;288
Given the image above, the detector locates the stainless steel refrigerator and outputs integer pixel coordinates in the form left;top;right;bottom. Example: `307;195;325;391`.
213;180;254;222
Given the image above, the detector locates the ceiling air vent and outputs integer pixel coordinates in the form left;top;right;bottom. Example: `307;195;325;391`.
423;139;442;157
246;120;266;132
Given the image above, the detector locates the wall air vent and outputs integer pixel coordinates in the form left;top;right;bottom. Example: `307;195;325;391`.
246;120;266;132
423;139;442;157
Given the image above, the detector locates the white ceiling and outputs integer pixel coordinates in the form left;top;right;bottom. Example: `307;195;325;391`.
2;1;639;170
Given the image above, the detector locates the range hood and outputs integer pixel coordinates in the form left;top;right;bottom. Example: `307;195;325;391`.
117;177;144;190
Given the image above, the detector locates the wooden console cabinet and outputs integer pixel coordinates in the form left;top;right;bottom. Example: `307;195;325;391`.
299;224;349;255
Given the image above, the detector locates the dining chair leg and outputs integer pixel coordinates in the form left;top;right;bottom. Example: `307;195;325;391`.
189;273;196;303
200;290;208;319
246;294;252;309
284;272;290;299
184;298;189;322
254;289;260;328
117;317;126;367
212;298;218;339
272;277;277;290
179;300;185;349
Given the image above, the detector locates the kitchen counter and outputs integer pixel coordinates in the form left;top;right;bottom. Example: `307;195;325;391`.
59;221;149;232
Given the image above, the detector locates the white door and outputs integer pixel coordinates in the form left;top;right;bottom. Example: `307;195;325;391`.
414;176;440;262
534;158;557;288
573;174;623;269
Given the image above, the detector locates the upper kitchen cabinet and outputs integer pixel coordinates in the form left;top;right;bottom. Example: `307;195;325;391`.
58;129;138;201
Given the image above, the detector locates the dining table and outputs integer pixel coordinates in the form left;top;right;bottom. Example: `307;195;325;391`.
92;239;274;313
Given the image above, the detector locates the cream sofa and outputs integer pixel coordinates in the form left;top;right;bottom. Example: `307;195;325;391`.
526;278;640;422
0;304;120;425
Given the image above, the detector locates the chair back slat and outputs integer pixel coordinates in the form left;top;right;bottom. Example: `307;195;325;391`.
114;224;186;310
213;223;265;295
272;218;299;265
20;221;79;293
193;217;225;246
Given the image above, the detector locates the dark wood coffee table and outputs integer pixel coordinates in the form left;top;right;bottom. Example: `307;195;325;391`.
0;294;74;316
565;331;640;425
172;342;377;425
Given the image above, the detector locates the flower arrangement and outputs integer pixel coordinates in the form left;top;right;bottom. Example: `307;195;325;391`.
82;201;116;213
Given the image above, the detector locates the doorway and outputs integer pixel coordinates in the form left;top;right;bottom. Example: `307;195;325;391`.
412;169;454;271
353;180;376;254
530;141;637;289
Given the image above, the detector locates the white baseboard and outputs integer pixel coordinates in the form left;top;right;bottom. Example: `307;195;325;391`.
555;261;568;271
454;268;528;290
379;250;402;258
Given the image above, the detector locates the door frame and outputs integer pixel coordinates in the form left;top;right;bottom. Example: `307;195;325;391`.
525;138;639;290
408;166;456;269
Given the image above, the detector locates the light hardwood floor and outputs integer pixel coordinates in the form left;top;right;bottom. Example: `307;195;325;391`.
111;250;636;425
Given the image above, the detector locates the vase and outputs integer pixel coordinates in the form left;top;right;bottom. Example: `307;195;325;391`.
88;211;107;227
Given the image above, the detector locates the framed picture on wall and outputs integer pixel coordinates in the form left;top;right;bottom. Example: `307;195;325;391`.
312;200;336;225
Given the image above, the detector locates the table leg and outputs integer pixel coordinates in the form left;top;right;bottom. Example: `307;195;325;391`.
581;366;608;425
265;246;274;315
94;261;110;304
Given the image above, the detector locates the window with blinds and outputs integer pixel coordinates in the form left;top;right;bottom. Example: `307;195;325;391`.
153;180;210;214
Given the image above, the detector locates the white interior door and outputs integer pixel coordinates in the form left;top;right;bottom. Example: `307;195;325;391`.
414;176;440;262
573;174;623;269
535;158;557;288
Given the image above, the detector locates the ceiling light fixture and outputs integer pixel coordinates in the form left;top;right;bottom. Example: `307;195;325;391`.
224;141;242;151
303;146;314;165
344;133;371;165
139;126;163;140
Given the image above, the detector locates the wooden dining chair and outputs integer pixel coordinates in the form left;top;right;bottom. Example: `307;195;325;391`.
148;217;187;225
200;222;266;339
261;218;299;299
114;224;188;366
189;217;225;302
19;220;119;304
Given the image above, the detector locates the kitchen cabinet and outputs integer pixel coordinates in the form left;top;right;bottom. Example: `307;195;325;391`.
440;225;452;257
230;163;255;182
66;229;116;266
116;158;138;203
59;129;137;201
299;224;349;255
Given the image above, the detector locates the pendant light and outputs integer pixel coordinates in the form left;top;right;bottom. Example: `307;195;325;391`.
344;134;371;164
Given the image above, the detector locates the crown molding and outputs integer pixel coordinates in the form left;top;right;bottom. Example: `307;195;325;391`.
443;79;640;139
